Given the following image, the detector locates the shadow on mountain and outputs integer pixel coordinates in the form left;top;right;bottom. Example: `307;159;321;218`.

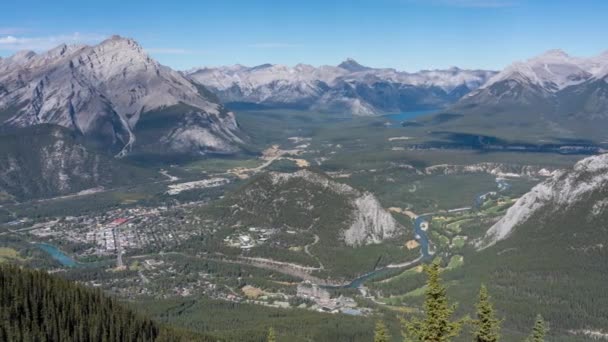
419;131;603;155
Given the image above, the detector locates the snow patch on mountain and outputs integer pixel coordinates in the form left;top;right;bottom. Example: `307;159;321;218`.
187;60;496;115
478;49;608;93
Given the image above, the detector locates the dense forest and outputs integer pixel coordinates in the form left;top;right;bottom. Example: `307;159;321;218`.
0;264;212;342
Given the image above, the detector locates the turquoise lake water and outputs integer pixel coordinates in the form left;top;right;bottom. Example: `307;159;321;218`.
382;109;438;127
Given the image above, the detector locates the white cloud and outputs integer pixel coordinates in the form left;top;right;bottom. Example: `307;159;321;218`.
0;36;19;44
247;43;301;48
0;33;106;51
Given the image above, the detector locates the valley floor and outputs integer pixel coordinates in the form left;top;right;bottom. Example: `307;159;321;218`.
0;109;594;341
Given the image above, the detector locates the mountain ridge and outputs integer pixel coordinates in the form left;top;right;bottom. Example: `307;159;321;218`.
415;49;608;145
187;60;497;115
479;152;608;248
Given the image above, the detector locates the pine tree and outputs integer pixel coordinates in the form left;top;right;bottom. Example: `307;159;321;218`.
402;261;462;342
374;320;391;342
268;327;277;342
0;264;180;342
472;285;501;342
526;315;546;342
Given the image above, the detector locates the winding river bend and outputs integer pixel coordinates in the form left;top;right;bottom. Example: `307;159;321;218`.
36;243;77;267
327;214;433;289
336;178;512;289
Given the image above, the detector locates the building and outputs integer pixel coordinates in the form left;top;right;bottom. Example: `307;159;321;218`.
297;281;331;304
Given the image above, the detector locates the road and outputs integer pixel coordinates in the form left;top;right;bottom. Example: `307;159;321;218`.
303;234;324;269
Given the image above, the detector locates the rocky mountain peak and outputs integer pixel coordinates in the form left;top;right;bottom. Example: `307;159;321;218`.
338;58;370;72
535;49;571;61
477;49;601;93
8;50;37;64
95;35;148;59
0;36;243;157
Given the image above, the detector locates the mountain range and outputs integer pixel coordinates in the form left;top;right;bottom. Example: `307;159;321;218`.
187;60;496;115
2;37;608;202
426;49;608;144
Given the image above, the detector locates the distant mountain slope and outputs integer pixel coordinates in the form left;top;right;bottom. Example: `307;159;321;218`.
187;61;496;115
446;153;608;339
0;36;243;157
479;153;608;248
424;50;608;144
0;124;159;202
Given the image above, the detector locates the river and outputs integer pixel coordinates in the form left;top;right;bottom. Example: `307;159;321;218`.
327;214;433;289
474;178;512;209
36;243;77;267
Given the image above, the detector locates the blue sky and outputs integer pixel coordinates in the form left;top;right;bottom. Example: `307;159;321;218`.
1;0;607;71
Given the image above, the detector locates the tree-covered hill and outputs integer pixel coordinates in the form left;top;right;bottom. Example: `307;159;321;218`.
0;264;214;342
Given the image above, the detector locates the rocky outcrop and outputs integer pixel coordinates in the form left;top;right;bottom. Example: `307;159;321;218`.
344;192;399;246
424;162;558;178
478;153;608;248
270;170;400;246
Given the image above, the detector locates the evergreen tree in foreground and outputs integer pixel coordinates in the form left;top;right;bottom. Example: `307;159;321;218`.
267;327;277;342
374;320;391;342
526;315;546;342
402;261;462;342
473;285;501;342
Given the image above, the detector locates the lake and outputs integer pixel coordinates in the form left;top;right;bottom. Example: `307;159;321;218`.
382;109;438;127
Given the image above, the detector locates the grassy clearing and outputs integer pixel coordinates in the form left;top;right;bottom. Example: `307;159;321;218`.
0;247;22;262
446;255;464;270
375;265;423;285
451;236;467;249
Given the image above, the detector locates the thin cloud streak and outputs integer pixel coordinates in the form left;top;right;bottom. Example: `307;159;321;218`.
0;33;106;51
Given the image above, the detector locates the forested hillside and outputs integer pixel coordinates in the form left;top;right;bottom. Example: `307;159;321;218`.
0;264;212;342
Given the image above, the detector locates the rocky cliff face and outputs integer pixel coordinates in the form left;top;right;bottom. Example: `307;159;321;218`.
270;170;400;246
479;153;608;248
187;61;496;115
423;162;557;178
0;36;242;156
345;192;399;246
